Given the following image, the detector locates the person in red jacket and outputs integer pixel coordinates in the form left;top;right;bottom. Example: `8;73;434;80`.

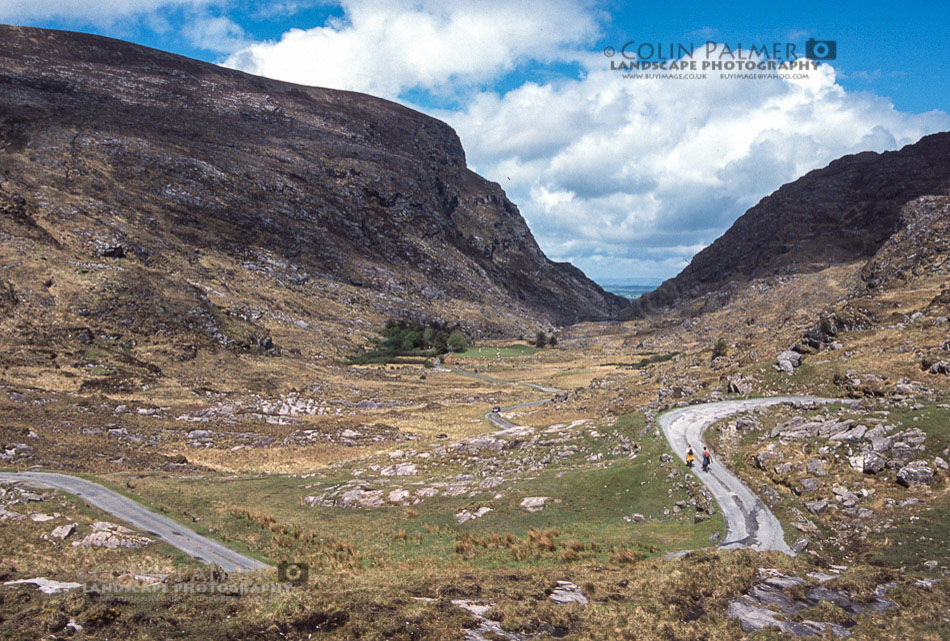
702;446;712;472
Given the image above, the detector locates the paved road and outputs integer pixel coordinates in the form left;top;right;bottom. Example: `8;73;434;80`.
442;366;564;429
658;397;838;554
0;472;270;572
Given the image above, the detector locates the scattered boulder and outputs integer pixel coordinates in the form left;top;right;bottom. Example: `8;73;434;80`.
754;451;778;470
549;581;588;605
774;461;803;475
71;522;152;549
727;375;754;395
387;489;411;504
776;350;802;373
98;244;126;258
928;360;950;375
797;477;821;494
829;424;867;442
805;500;829;515
1;443;34;463
849;452;886;474
380;463;418;477
520;497;549;512
51;523;77;539
832;485;859;507
805;459;827;477
455;506;492;525
896;463;934;487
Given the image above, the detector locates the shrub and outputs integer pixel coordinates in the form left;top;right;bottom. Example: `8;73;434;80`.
447;330;468;352
712;338;728;359
535;331;547;348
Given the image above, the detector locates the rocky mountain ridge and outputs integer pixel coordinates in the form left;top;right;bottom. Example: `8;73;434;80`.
0;24;624;391
625;132;950;318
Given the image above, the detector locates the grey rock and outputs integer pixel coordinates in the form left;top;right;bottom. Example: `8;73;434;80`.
51;523;77;539
520;496;549;512
549;581;588;605
805;499;829;515
830;424;868;442
832;484;859;507
929;360;950;374
849;451;886;474
380;463;418;477
728;375;754;395
71;521;152;549
805;459;827;477
798;477;821;494
776;350;802;373
896;463;934;487
754;451;778;469
774;461;803;475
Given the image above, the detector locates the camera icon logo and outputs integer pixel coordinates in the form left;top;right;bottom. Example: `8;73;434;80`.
805;38;836;60
277;561;309;585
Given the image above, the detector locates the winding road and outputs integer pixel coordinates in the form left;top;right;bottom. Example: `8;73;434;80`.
658;397;838;554
3;367;836;567
450;360;839;555
0;472;270;572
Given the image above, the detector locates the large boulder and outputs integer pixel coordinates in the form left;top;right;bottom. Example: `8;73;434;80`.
896;463;934;487
849;452;886;474
776;350;802;373
728;375;754;395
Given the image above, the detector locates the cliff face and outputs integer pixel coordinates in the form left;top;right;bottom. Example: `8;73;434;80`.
860;193;950;291
0;25;624;362
625;132;950;318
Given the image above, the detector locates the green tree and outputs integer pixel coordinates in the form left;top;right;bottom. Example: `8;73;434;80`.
401;331;421;352
535;331;547;348
447;330;468;353
549;334;558;346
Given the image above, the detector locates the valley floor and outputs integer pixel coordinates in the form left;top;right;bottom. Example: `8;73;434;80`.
1;271;949;640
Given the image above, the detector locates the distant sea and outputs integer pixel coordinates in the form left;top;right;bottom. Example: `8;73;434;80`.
595;278;660;301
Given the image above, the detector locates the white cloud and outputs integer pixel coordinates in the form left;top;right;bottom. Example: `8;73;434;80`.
0;0;216;26
440;49;950;279
184;15;248;52
223;0;600;98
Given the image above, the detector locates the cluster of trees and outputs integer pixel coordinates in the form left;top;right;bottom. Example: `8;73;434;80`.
533;331;557;348
348;319;468;364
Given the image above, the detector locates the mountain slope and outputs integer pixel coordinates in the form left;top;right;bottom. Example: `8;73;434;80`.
625;132;950;317
0;25;625;389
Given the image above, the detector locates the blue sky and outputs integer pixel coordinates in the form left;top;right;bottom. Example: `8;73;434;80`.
2;0;948;284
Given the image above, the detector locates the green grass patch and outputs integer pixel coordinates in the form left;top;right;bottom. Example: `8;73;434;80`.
119;412;722;573
454;344;541;359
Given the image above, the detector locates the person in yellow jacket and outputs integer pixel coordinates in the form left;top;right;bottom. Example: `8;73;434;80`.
685;446;695;468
